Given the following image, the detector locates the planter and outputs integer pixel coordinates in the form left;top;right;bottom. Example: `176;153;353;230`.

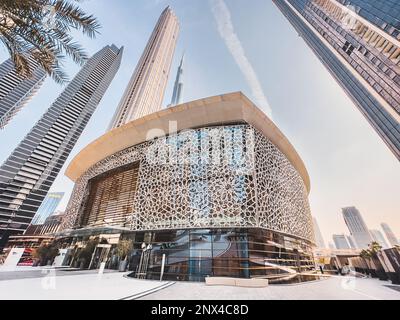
119;260;128;272
388;272;400;285
368;269;378;278
377;271;388;281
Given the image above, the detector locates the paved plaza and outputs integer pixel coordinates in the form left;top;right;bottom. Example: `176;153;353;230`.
0;267;171;300
0;267;399;300
140;276;400;300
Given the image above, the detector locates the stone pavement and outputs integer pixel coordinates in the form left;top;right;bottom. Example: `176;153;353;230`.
140;276;400;300
0;267;116;281
0;268;399;300
0;270;170;300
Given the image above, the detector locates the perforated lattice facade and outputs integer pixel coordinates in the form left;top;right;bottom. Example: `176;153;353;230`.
61;125;314;243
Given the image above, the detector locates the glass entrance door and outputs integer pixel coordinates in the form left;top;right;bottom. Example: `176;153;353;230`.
89;244;111;269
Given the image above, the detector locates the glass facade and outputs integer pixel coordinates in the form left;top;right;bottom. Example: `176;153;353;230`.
381;222;399;247
335;0;400;39
312;217;326;248
342;206;373;249
129;229;314;281
0;45;123;250
332;234;351;249
31;192;64;225
274;0;400;160
62;228;314;282
370;229;389;249
125;229;314;281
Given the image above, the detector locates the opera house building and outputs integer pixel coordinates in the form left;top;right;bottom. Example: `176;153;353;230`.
57;92;316;281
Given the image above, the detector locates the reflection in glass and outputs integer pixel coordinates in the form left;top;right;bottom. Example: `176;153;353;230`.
124;228;314;282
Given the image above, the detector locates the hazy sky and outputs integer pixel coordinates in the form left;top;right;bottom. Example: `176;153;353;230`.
0;0;399;245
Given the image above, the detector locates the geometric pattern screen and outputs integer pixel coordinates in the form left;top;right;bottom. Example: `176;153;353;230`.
60;125;315;243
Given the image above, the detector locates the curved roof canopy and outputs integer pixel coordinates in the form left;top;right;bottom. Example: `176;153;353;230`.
66;92;310;193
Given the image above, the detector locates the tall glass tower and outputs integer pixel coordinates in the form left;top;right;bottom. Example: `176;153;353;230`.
170;53;185;106
370;229;389;248
346;235;357;249
381;222;399;247
31;192;64;225
273;0;400;160
0;56;46;129
342;206;373;248
109;6;179;129
332;234;351;249
312;216;326;248
0;45;123;249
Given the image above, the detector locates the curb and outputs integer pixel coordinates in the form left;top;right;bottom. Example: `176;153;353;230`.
119;281;175;300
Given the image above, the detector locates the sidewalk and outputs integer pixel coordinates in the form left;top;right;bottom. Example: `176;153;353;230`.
0;265;71;272
0;269;399;300
139;276;400;300
0;270;171;300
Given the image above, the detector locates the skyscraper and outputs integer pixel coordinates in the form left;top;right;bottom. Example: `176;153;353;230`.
0;56;46;129
312;216;326;248
370;229;389;248
108;7;179;129
332;234;351;249
342;206;373;248
0;45;123;249
31;192;64;225
381;222;399;247
170;53;185;106
273;0;400;160
25;211;65;236
346;234;357;249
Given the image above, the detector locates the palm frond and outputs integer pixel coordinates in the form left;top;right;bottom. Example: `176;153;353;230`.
52;0;100;38
0;0;101;84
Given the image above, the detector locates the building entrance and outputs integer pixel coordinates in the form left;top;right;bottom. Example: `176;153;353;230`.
89;244;111;269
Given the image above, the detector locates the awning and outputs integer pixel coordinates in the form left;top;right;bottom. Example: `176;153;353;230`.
55;225;131;238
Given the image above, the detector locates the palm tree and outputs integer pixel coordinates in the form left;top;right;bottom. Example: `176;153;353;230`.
359;249;371;260
32;241;59;266
116;239;133;272
0;0;100;84
359;248;372;274
368;241;382;255
359;242;383;277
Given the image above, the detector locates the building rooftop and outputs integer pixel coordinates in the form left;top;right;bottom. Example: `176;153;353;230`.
65;92;310;192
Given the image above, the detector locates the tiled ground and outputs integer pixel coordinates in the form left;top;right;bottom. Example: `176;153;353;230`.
140;276;400;300
0;269;168;300
0;267;399;300
385;285;400;293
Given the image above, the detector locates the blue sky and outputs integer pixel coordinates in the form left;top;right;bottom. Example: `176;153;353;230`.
0;0;399;244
